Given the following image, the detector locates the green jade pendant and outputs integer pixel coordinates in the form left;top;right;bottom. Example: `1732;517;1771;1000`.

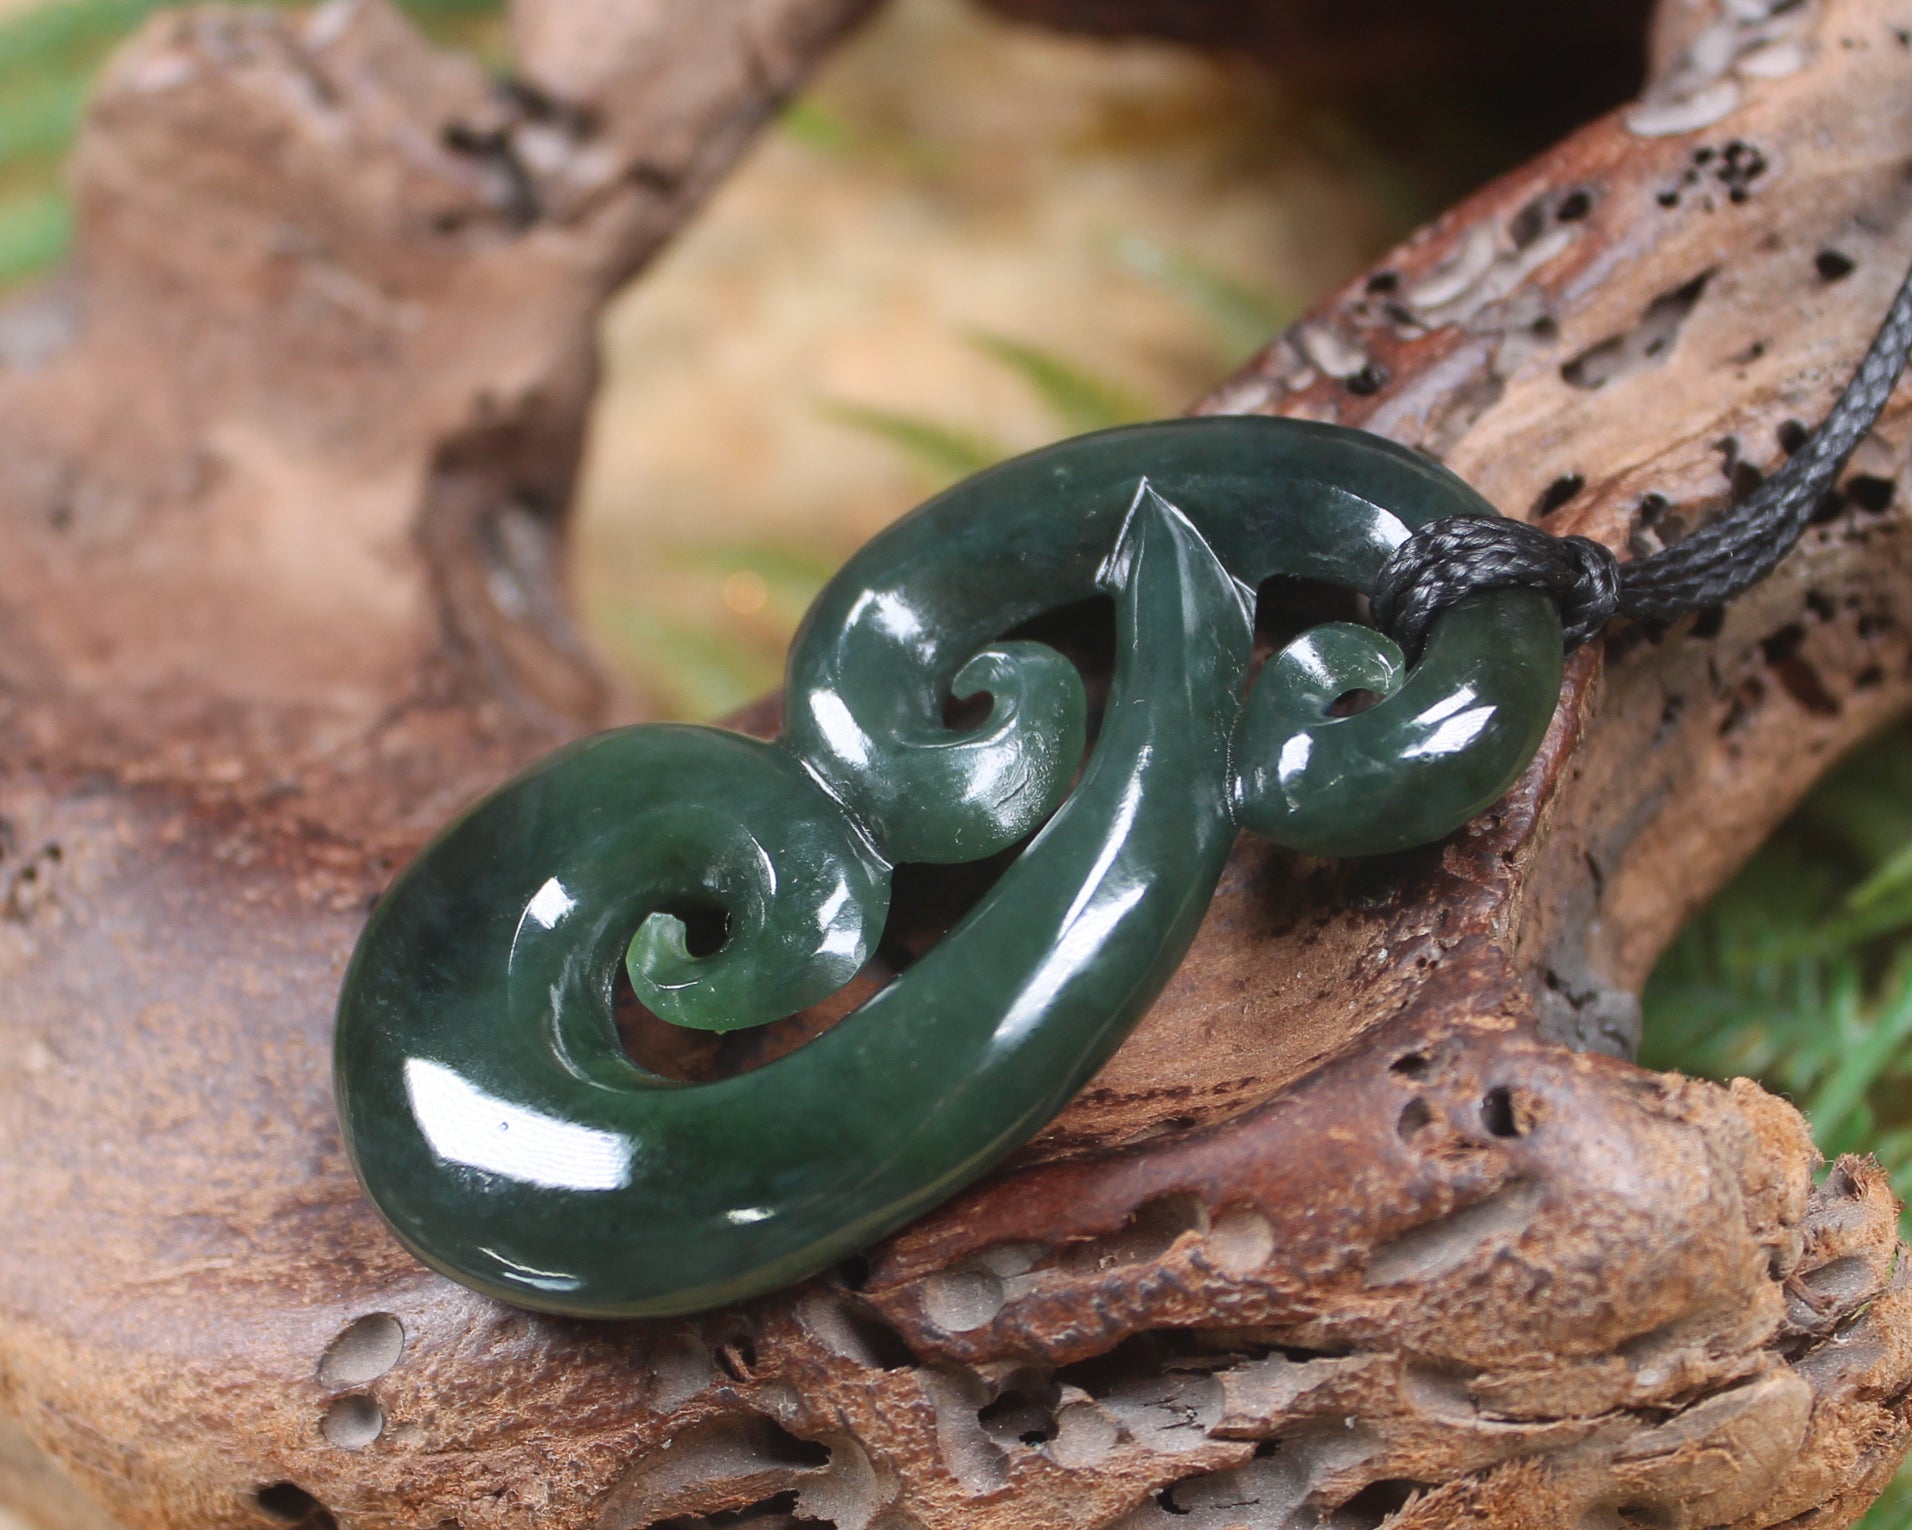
335;416;1563;1318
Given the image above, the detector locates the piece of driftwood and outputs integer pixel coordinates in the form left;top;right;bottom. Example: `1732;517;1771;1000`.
3;0;1912;1527
971;0;1656;133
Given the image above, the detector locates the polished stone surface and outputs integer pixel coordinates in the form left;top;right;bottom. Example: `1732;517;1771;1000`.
336;416;1562;1317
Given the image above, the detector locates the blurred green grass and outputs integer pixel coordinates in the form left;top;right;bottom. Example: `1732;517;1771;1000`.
5;5;1912;1524
1642;727;1912;1194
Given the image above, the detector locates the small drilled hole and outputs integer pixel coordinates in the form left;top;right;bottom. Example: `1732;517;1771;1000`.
678;906;730;958
1556;190;1593;222
941;687;993;731
1327;688;1383;718
1390;1052;1429;1078
1816;249;1856;282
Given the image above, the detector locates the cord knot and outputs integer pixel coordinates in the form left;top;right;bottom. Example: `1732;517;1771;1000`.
1370;516;1621;655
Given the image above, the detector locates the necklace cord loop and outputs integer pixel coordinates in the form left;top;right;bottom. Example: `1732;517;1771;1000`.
1371;518;1619;653
1372;256;1912;654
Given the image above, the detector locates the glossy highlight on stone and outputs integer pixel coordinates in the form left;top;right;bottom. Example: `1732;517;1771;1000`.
334;416;1563;1318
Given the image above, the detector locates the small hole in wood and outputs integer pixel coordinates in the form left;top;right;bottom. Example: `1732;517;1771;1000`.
317;1313;404;1389
1397;1098;1435;1140
1337;1479;1429;1527
1389;1052;1429;1078
1561;272;1709;391
1345;363;1389;397
1654;694;1685;744
1847;474;1896;513
1532;473;1585;518
1815;248;1857;282
801;1291;918;1371
1556;190;1593;222
716;1330;759;1382
254;1483;338;1529
320;1394;384;1450
978;1382;1060;1447
1689;604;1726;640
1508;197;1548;249
1481;1086;1524;1138
648;1490;815;1530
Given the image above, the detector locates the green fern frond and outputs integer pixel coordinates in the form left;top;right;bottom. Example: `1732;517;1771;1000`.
1293;107;1435;233
1644;720;1912;1249
815;398;1007;485
1108;231;1299;363
661;539;838;627
1806;963;1912;1156
779;98;858;157
591;599;781;722
1851;839;1912;913
965;329;1153;434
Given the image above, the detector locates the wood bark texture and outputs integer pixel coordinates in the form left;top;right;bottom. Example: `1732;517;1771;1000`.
2;1;1911;1528
970;0;1653;91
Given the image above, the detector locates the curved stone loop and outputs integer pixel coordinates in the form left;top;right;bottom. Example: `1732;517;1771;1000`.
334;417;1563;1318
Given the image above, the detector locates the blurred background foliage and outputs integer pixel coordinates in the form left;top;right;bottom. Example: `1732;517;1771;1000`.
4;1;1912;1526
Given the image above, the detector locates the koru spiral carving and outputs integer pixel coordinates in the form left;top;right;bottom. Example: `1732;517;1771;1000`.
335;416;1562;1318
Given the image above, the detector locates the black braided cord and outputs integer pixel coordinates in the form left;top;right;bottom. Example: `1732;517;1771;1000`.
1371;255;1912;655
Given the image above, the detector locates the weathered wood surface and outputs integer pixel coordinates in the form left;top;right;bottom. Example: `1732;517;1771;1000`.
972;0;1657;134
3;1;1912;1527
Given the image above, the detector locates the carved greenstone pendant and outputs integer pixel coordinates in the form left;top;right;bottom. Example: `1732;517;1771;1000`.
334;416;1562;1318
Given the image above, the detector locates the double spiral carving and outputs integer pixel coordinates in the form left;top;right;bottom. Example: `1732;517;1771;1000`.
335;417;1562;1318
